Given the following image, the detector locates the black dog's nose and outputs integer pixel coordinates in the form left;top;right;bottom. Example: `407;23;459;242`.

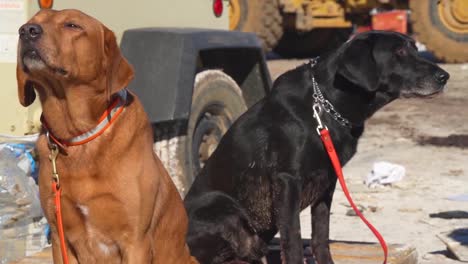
19;24;43;41
434;70;450;85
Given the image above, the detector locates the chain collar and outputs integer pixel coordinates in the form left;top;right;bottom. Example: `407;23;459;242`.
309;58;353;129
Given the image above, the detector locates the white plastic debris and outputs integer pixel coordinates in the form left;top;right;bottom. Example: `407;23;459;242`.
365;161;406;188
415;41;427;52
0;137;45;263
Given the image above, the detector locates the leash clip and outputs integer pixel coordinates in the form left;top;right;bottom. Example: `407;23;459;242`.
313;103;327;135
47;132;60;189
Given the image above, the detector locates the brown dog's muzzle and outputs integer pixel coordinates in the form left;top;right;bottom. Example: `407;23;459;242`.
19;23;43;42
19;23;44;65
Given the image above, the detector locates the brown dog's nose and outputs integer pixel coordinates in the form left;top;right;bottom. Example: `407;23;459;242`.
19;24;43;41
434;70;450;85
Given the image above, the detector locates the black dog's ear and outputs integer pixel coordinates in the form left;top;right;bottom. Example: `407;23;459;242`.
336;37;379;92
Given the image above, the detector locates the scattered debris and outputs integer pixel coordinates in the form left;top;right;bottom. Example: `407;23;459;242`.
398;207;423;213
364;161;405;188
417;134;468;149
422;251;457;262
367;206;379;213
442;169;465;177
437;228;468;262
346;204;366;216
344;204;381;216
429;211;468;219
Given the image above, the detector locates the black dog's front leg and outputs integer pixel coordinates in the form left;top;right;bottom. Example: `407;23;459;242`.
274;172;303;264
310;182;336;264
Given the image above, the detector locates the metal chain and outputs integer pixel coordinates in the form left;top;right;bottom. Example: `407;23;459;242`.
309;59;353;128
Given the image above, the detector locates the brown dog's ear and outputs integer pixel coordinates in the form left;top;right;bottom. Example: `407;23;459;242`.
103;26;134;94
16;64;36;106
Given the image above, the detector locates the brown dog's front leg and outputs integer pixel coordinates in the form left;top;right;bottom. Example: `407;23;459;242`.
50;231;64;264
273;172;303;264
310;182;336;264
121;241;153;264
49;229;79;264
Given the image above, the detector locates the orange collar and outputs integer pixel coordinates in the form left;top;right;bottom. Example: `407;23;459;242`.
42;89;128;151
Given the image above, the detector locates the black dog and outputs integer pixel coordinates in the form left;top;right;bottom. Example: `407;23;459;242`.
184;31;449;264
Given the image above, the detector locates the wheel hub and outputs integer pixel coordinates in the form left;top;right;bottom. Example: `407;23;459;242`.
452;0;468;23
193;111;230;171
199;122;221;162
438;0;468;33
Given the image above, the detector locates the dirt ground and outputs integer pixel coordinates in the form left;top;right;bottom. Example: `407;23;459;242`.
267;60;468;264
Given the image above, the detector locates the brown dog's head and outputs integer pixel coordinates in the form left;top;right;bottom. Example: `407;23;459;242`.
17;9;134;106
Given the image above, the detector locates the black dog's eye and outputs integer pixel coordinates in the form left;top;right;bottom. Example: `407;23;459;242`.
395;47;407;56
64;22;82;30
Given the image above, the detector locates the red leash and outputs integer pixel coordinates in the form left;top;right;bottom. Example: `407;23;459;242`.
48;144;70;264
314;105;388;264
53;182;70;264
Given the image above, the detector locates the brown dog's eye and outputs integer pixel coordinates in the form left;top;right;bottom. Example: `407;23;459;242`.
395;47;407;56
64;22;82;30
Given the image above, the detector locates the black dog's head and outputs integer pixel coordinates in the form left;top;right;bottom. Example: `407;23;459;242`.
334;31;449;100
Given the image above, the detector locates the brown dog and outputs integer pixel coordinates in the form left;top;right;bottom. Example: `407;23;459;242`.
17;9;198;264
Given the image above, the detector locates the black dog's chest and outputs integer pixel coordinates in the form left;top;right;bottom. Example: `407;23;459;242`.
299;169;333;210
298;132;358;210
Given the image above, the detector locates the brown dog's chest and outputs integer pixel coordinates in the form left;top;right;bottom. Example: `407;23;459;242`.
37;141;131;260
41;173;136;263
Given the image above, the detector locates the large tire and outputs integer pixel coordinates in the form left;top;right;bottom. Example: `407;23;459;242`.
229;0;283;51
274;28;352;58
154;70;247;196
410;0;468;63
